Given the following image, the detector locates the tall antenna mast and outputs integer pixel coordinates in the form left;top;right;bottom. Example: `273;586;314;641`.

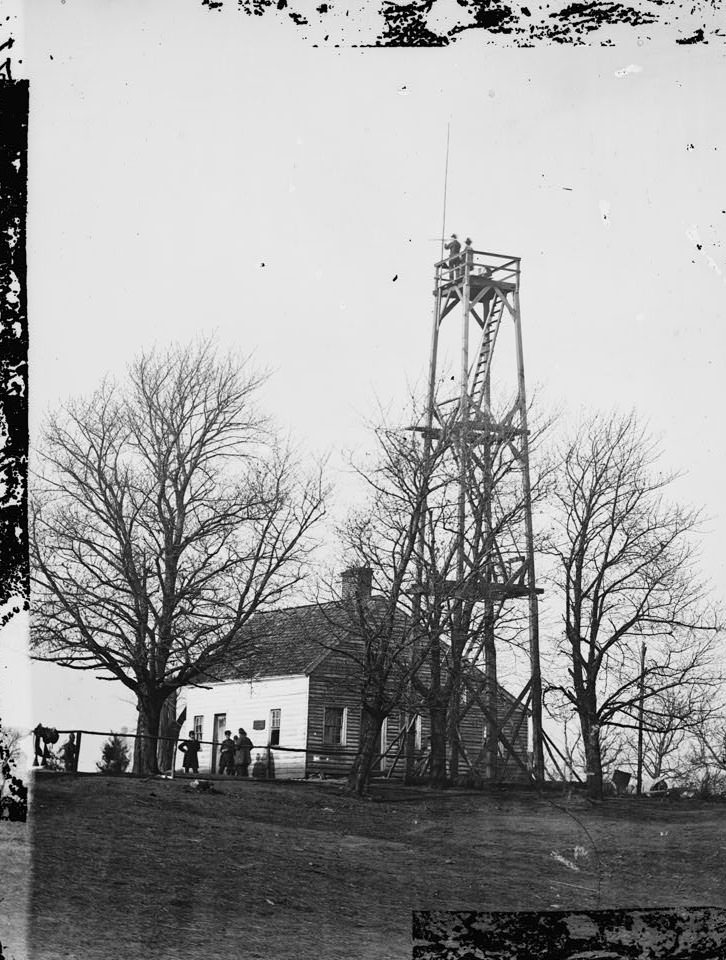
439;123;451;265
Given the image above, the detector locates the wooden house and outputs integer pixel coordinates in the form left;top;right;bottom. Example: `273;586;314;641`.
180;568;530;780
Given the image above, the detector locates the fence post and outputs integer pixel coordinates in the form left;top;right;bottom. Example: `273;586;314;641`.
170;735;178;780
73;731;82;773
636;641;647;796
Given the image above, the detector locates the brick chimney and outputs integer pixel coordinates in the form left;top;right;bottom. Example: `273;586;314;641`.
340;566;373;601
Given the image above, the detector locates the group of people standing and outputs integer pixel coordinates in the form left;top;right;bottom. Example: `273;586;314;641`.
444;233;473;280
177;727;254;777
218;729;254;777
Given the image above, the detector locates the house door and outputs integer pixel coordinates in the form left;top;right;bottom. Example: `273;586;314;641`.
211;713;227;774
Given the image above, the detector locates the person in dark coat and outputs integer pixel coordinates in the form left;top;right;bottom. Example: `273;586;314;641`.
59;732;77;772
234;728;253;777
444;233;461;280
179;731;201;774
218;730;235;775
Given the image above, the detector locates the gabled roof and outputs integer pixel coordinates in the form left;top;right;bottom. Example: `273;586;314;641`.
205;596;526;711
210;600;350;681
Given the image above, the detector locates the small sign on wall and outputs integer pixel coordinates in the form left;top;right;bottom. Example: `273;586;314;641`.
253;720;265;730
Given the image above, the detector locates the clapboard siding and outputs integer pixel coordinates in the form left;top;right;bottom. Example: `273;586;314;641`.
306;649;529;781
306;648;362;777
180;675;309;778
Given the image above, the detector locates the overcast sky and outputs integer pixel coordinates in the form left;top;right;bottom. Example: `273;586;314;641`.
2;2;725;756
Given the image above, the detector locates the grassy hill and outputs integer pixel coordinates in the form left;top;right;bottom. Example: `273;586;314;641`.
19;774;726;960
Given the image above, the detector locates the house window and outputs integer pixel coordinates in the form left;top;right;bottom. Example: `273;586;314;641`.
414;714;422;752
193;716;204;741
323;706;347;746
269;708;281;746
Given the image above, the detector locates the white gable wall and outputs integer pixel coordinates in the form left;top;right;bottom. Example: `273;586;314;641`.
180;674;310;779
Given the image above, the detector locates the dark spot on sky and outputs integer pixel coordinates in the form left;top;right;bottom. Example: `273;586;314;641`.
392;275;398;282
696;244;702;251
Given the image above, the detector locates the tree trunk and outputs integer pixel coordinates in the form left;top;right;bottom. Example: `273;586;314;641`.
157;690;179;773
483;604;498;781
581;712;603;799
403;710;417;786
429;702;448;787
133;696;165;775
426;626;448;787
447;604;469;782
447;672;461;781
347;708;383;797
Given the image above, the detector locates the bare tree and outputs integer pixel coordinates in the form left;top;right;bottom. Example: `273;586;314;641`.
30;340;326;774
684;710;726;795
636;690;710;784
550;710;627;786
0;724;22;766
0;721;27;821
338;398;551;789
332;418;452;795
309;581;427;798
0;401;28;628
547;413;721;798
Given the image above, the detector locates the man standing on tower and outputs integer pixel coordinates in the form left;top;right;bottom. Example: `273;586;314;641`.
444;233;461;280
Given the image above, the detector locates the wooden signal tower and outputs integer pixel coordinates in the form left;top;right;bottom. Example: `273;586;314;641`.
416;242;545;783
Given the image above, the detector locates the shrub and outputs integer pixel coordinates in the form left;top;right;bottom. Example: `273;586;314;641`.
693;768;726;800
42;749;64;772
97;734;130;775
0;720;28;822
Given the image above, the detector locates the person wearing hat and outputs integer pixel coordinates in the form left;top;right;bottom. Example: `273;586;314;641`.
178;730;201;774
234;727;253;777
59;732;77;772
444;233;461;281
218;729;235;775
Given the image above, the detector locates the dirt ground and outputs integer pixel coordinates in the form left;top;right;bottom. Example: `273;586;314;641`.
0;820;30;960
15;773;726;960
